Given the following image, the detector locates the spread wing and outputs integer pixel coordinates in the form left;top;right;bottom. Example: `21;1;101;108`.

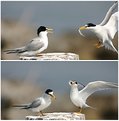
79;81;118;103
104;12;118;39
99;1;118;26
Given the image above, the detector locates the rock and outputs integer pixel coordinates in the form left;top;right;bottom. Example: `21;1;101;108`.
19;53;79;60
25;112;85;120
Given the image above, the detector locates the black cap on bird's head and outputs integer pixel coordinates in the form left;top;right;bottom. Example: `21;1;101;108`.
45;89;53;94
86;23;96;27
37;26;53;36
45;89;56;99
37;26;47;35
79;23;96;30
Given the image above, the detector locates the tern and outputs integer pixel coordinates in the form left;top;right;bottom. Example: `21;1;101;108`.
13;89;56;116
79;2;118;53
69;80;118;113
4;26;53;56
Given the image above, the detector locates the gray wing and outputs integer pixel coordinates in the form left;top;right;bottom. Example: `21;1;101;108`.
4;38;44;54
79;81;118;103
99;1;118;26
25;39;44;51
29;98;42;108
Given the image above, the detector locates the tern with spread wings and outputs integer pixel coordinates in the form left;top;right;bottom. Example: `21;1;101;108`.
79;2;118;53
69;80;118;113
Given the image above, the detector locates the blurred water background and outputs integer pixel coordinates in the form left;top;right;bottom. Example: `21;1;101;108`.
1;61;118;119
1;1;118;60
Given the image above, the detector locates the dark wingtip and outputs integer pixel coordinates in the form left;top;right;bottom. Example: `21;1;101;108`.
78;82;85;87
3;50;9;54
3;50;8;52
114;1;118;5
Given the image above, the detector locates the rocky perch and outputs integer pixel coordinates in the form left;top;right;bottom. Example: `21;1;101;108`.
19;53;79;60
25;112;85;120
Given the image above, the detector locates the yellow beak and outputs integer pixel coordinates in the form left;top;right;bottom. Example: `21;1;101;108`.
79;26;87;30
46;28;53;33
51;94;56;100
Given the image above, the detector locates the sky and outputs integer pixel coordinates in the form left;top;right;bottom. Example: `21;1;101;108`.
1;61;118;93
1;1;117;33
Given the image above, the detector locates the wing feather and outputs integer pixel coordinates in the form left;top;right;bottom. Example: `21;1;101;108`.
25;38;44;51
99;1;118;26
104;12;118;39
79;81;118;103
29;98;41;108
104;40;118;53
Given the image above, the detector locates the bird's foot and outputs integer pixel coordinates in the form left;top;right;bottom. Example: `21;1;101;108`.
37;111;46;116
94;42;103;48
35;53;42;56
41;111;46;116
73;108;82;115
41;114;46;116
74;107;82;115
73;112;82;115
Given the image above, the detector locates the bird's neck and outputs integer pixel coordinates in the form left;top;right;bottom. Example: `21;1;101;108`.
43;94;51;100
70;86;79;94
90;25;102;33
89;25;104;39
38;32;48;39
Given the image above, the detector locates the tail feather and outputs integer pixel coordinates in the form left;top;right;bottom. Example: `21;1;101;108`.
4;49;20;54
88;106;97;110
13;104;30;109
4;47;26;54
86;104;97;110
104;41;118;54
110;44;118;54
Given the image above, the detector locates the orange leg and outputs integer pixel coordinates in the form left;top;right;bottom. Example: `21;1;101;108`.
74;107;82;115
37;111;45;116
36;53;42;56
40;111;45;116
94;42;103;48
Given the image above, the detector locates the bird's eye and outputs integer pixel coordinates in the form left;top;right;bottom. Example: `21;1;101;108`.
70;82;73;84
75;82;78;84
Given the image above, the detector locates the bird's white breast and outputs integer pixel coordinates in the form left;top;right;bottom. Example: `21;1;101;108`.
39;31;48;48
70;88;84;108
91;25;109;42
31;97;51;112
35;35;48;48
